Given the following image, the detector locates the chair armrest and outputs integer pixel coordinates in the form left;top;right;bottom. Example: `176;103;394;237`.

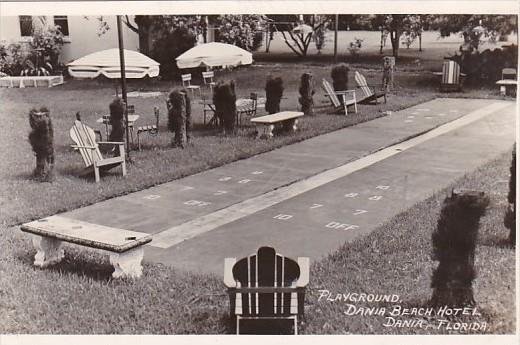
71;144;97;150
335;89;357;96
296;257;310;287
98;141;125;145
223;257;237;288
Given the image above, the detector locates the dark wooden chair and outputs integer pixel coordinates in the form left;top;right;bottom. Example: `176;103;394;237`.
224;246;310;334
434;60;466;92
136;107;160;150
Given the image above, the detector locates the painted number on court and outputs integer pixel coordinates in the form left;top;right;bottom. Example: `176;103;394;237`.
353;209;368;216
144;195;161;200
325;222;359;231
368;195;383;201
213;190;228;196
238;179;251;184
344;192;359;198
310;203;323;209
273;214;293;220
376;185;390;190
251;171;263;175
219;177;232;182
184;200;211;207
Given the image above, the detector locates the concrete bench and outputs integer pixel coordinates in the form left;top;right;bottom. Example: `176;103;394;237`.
21;215;152;279
250;111;304;138
0;75;64;88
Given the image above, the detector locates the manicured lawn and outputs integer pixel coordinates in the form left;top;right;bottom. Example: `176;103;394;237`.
0;150;513;334
0;52;515;334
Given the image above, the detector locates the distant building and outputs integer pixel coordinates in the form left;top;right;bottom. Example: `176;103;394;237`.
0;15;139;63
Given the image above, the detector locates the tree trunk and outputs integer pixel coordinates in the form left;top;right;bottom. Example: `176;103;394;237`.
390;30;400;57
138;28;152;56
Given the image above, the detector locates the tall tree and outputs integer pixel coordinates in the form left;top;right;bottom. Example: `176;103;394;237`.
267;14;330;57
428;15;517;52
370;15;423;58
211;15;266;52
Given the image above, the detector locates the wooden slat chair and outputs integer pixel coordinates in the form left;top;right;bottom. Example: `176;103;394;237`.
224;246;310;334
202;71;216;92
322;79;357;115
502;68;517;80
354;71;387;104
181;73;201;98
136;107;160;151
439;60;465;92
70;120;126;183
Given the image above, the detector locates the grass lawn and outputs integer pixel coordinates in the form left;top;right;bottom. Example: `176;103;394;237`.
0;49;515;334
0;149;514;334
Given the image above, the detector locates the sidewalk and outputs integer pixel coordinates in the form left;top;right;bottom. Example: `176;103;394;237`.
61;98;514;274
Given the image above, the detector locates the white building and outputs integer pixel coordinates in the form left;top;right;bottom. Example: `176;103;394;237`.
0;15;139;63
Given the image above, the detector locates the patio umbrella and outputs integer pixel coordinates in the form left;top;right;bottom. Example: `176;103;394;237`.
67;48;160;79
176;42;253;69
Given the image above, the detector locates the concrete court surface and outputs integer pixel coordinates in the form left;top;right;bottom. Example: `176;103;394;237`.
59;98;515;275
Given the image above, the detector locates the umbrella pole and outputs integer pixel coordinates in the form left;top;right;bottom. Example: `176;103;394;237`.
117;15;130;160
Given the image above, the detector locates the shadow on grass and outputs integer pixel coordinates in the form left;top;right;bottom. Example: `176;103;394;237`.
16;247;115;281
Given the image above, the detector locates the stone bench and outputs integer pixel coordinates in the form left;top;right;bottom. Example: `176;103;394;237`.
250;111;304;139
20;215;152;279
0;75;64;88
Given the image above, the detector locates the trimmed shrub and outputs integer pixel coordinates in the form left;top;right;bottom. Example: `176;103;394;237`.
213;81;237;134
265;76;284;114
108;98;125;143
331;64;350;92
28;107;54;181
167;89;190;148
430;189;490;307
504;145;516;246
298;72;314;116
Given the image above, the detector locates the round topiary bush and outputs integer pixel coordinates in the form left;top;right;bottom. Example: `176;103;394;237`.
430;189;490;307
265;76;284;114
331;64;350;92
108;98;126;143
167;89;189;148
213;81;237;134
28;107;54;181
298;72;314;116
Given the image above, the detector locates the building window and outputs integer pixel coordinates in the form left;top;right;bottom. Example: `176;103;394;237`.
19;15;33;37
53;15;69;36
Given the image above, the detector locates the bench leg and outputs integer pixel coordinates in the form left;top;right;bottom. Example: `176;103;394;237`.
109;246;144;279
256;124;274;139
282;119;298;133
32;235;64;268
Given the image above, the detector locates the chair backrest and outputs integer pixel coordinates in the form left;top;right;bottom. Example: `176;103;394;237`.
322;79;341;107
354;71;374;97
181;74;192;86
441;60;461;85
127;104;135;114
231;246;301;317
102;114;110;124
202;71;214;84
70;120;103;167
502;68;517;80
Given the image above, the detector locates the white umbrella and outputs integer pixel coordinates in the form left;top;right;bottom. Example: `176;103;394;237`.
176;42;253;69
67;48;160;79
